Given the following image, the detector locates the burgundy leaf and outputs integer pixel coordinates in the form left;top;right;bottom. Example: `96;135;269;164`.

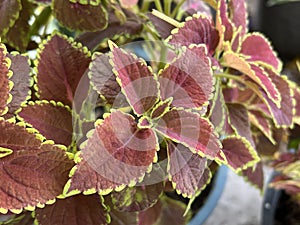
228;0;248;37
167;142;211;197
222;52;280;106
5;53;31;119
147;12;176;39
249;109;274;144
159;45;213;109
0;0;21;37
52;0;108;31
168;14;219;54
291;82;300;125
111;181;164;212
35;194;109;225
0;43;12;116
76;9;142;51
216;0;234;43
0;136;74;212
154;109;221;159
222;86;255;104
109;42;159;116
36;33;91;106
226;103;254;146
220;136;259;172
4;0;34;51
66;110;158;194
150;98;171;119
241;162;264;191
209;82;226;132
89;52;126;106
240;33;282;71
18;101;73;146
139;196;191;225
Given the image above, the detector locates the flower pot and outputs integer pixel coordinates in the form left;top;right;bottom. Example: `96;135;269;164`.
188;165;228;225
261;171;300;225
259;0;300;61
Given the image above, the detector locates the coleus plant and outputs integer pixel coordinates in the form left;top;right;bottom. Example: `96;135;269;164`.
0;0;299;224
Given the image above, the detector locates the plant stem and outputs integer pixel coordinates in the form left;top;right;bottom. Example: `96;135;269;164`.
152;9;181;27
164;0;172;16
171;0;185;18
154;0;163;12
29;6;52;38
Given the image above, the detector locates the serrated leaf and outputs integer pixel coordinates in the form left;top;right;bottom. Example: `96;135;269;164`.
5;53;31;119
0;129;74;212
35;194;109;225
249;109;275;144
4;0;34;51
111;181;164;212
209;81;226;133
167;142;211;197
228;0;248;37
66;110;158;194
222;52;280;106
216;0;234;43
240;33;282;71
154;109;221;159
77;9;142;50
291;83;300;125
18;101;73;146
159;45;213;110
89;52;127;106
168;14;219;54
220;136;260;172
36;33;91;106
222;86;255;104
0;43;11;116
150;98;171;119
109;44;159;116
52;0;108;31
226;103;254;146
69;0;101;5
0;0;22;37
139;195;191;225
240;162;264;191
148;12;176;39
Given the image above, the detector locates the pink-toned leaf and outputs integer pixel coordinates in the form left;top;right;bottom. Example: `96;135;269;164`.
89;52;127;106
119;0;137;7
291;83;300;125
18;101;73;146
167;142;211;197
222;52;280;106
109;43;159;116
0;0;21;37
66;110;158;194
222;86;255;104
5;53;31;119
111;181;164;212
52;0;108;31
150;99;171;119
4;0;34;51
168;14;219;54
249;109;274;144
181;0;212;17
36;33;91;106
0;43;12;116
154;109;221;159
240;33;282;71
35;194;109;225
241;162;264;191
209;82;226;132
139;196;191;225
226;103;254;146
254;70;293;127
147;13;176;40
220;136;259;172
159;45;213;109
216;0;234;43
228;0;248;37
0;135;74;212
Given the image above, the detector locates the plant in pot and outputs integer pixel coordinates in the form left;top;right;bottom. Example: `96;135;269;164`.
0;0;296;224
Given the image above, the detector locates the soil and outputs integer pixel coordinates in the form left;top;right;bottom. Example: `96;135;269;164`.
275;191;300;225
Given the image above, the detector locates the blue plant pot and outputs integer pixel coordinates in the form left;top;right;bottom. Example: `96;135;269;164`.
188;165;228;225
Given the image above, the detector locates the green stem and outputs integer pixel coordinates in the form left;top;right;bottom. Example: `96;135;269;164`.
141;0;151;12
164;0;172;16
29;6;52;37
171;0;185;18
154;0;163;12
